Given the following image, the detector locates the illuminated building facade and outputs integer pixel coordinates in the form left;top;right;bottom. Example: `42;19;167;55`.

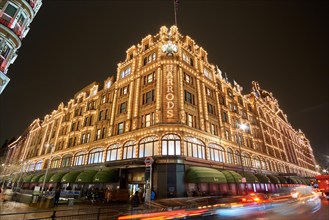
0;0;42;94
5;26;318;198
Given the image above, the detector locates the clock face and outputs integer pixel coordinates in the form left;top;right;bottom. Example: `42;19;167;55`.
162;41;178;55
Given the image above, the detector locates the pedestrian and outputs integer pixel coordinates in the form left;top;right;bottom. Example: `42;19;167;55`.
132;191;139;207
151;190;156;201
54;187;61;206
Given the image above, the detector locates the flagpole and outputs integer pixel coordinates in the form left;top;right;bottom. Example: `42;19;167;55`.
174;0;177;27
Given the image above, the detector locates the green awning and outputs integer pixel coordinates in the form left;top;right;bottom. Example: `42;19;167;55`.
221;170;242;183
93;170;117;183
61;171;81;183
302;178;311;185
255;174;271;183
49;172;68;183
76;170;97;183
276;176;287;184
288;177;299;184
22;174;34;183
295;177;307;185
38;173;55;183
185;167;227;183
30;174;43;183
239;172;259;183
266;175;280;184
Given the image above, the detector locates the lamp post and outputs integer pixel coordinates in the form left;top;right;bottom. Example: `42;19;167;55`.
16;160;24;191
237;123;247;193
41;144;54;193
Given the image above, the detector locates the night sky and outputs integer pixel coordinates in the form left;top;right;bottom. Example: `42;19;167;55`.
0;1;328;167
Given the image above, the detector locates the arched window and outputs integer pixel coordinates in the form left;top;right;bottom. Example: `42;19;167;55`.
35;161;42;170
51;157;61;168
74;152;86;166
252;156;261;169
235;150;241;165
162;134;181;155
61;155;72;167
242;153;252;167
88;148;104;164
208;144;225;162
227;148;234;164
184;137;205;159
260;158;266;170
123;141;137;159
266;160;271;171
139;136;159;158
106;144;121;161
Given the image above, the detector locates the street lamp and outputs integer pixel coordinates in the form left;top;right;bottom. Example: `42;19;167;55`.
41;144;55;193
16;160;24;191
237;123;247;193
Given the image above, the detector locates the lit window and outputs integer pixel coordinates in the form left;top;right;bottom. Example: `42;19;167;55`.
227;148;234;164
162;134;181;156
61;156;72;167
141;113;154;128
35;161;42;170
120;66;131;79
118;122;124;134
88;148;104;164
106;144;121;161
204;68;213;80
95;129;101;140
144;72;155;84
184;137;205;159
182;52;193;66
51;158;61;168
209;144;225;162
74;152;86;166
139;136;159;158
143;52;156;65
123;141;137;159
187;114;193;127
211;124;216;135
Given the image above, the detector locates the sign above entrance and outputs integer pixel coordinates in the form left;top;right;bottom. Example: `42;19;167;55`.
144;157;154;166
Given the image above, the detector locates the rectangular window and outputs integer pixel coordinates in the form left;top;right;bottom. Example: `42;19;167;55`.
143;90;155;104
187;114;193;127
96;129;101;140
118;122;124;134
119;102;127;113
225;130;230;140
184;90;194;104
98;111;103;121
184;73;193;85
86;133;90;143
144;72;155;84
102;127;106;139
206;87;213;97
143;52;156;66
2;3;17;23
227;88;233;98
141;112;154;128
204;68;213;80
102;95;106;103
120;85;129;96
120;66;131;79
210;124;217;135
208;103;215;115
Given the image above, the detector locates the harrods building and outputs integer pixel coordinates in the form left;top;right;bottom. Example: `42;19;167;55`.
4;26;318;198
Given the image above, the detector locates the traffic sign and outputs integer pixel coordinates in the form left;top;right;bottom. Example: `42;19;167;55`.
144;157;154;166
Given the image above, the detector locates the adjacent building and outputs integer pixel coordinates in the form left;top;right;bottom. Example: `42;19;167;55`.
0;0;42;94
4;26;318;198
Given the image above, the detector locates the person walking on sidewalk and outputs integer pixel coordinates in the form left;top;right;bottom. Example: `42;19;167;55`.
54;187;61;206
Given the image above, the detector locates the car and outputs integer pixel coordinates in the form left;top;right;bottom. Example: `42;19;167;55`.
241;193;273;204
